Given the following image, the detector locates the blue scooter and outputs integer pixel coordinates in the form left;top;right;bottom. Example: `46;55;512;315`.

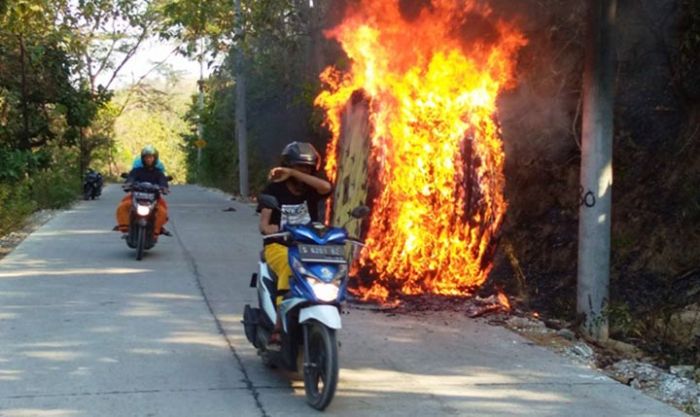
243;194;369;410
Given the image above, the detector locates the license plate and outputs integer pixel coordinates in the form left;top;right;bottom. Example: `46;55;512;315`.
298;244;346;263
133;192;155;201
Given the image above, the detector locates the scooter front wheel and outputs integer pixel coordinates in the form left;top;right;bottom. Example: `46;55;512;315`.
135;225;145;261
303;320;338;410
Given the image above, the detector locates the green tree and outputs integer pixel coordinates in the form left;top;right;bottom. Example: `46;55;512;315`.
0;0;164;229
0;0;94;151
58;0;167;173
112;76;191;182
158;0;234;56
159;0;332;193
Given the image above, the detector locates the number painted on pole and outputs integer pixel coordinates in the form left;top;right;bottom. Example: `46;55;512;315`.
579;186;596;208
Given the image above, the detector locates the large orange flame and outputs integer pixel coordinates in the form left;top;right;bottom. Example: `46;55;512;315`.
316;1;526;301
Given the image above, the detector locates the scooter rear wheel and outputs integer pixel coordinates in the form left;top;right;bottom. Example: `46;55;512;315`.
303;321;338;410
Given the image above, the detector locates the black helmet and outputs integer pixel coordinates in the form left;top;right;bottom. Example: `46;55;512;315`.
141;145;159;165
281;142;321;171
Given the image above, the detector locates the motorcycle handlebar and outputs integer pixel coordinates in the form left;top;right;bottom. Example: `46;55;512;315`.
123;183;168;194
346;238;366;247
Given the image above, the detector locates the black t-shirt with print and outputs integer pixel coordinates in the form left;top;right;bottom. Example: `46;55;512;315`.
257;181;330;229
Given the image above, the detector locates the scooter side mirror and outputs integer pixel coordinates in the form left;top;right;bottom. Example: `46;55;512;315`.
350;205;370;219
120;173;129;179
259;194;281;211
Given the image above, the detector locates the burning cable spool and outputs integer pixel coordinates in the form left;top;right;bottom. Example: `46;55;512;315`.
316;0;527;302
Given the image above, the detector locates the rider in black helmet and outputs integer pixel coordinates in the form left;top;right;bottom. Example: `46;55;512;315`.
257;141;332;345
281;142;322;170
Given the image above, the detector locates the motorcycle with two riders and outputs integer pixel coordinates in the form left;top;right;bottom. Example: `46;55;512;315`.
119;172;171;261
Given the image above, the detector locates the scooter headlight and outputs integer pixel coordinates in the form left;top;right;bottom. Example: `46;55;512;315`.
306;277;340;302
136;204;151;216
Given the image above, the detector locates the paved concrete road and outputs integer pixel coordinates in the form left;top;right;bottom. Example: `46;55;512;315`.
0;185;687;417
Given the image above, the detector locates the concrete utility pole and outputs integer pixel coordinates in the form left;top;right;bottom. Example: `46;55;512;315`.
234;0;249;198
577;0;617;341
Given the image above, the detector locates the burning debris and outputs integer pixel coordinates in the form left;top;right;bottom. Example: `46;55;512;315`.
316;0;527;302
348;290;512;318
464;291;511;317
